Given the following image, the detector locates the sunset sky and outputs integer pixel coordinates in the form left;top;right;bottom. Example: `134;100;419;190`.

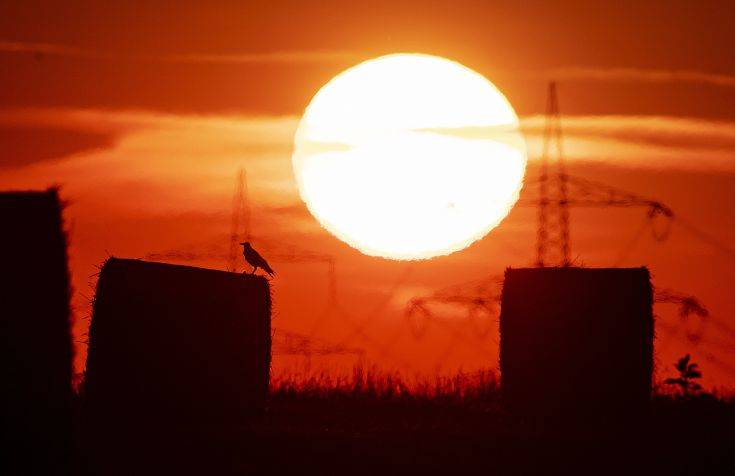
1;1;734;388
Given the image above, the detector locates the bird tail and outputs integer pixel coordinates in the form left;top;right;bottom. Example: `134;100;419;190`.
264;265;275;277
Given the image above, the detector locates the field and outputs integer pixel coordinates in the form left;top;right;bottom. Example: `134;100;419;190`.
71;368;735;475
3;196;730;475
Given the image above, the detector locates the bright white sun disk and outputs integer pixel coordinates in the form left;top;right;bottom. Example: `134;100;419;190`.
292;53;527;260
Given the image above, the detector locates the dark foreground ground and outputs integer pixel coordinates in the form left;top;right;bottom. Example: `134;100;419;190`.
70;373;735;476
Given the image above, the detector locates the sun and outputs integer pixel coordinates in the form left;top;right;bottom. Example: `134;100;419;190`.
292;53;527;260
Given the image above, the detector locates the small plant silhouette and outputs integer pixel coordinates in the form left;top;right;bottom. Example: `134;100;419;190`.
664;354;702;397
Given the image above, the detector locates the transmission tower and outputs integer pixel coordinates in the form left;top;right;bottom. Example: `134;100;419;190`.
227;169;251;272
400;82;735;373
536;82;571;267
530;82;677;266
404;276;501;340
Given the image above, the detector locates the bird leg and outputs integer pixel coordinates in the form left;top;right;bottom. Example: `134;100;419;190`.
251;265;258;275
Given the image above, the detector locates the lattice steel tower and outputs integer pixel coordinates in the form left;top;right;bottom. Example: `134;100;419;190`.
227;168;251;272
536;82;571;267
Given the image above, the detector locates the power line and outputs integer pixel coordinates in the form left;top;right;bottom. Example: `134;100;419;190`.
674;215;735;261
611;215;651;267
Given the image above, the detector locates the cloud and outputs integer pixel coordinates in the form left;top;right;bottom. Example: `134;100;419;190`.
0;125;117;167
1;106;733;233
520;115;735;150
0;108;303;221
0;39;358;65
423;115;735;172
520;115;735;172
0;107;301;168
540;67;735;89
2;107;733;214
0;107;299;135
162;50;359;65
4;39;734;90
0;40;95;58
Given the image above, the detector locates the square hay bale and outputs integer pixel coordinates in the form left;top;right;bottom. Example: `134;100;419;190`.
0;189;73;474
84;258;271;432
499;267;653;418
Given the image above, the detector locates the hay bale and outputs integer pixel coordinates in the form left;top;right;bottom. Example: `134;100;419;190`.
84;258;271;429
0;189;73;474
499;267;653;418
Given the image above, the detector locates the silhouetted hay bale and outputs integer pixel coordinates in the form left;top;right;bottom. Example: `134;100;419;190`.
500;267;653;419
0;189;73;474
84;258;271;436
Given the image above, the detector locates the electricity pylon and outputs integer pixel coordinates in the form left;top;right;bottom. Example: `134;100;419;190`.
227;169;251;272
536;81;571;267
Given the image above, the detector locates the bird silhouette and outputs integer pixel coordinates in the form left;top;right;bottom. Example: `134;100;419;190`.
240;242;275;277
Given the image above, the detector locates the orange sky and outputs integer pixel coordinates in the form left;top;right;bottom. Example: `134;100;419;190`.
1;1;734;389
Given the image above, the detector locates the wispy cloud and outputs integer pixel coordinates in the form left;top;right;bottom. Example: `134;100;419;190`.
4;39;735;88
542;67;735;89
162;50;359;64
0;108;303;217
520;115;735;171
0;40;95;57
2;105;734;214
0;39;358;64
0;125;117;167
520;115;735;150
416;115;735;172
0;107;300;141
